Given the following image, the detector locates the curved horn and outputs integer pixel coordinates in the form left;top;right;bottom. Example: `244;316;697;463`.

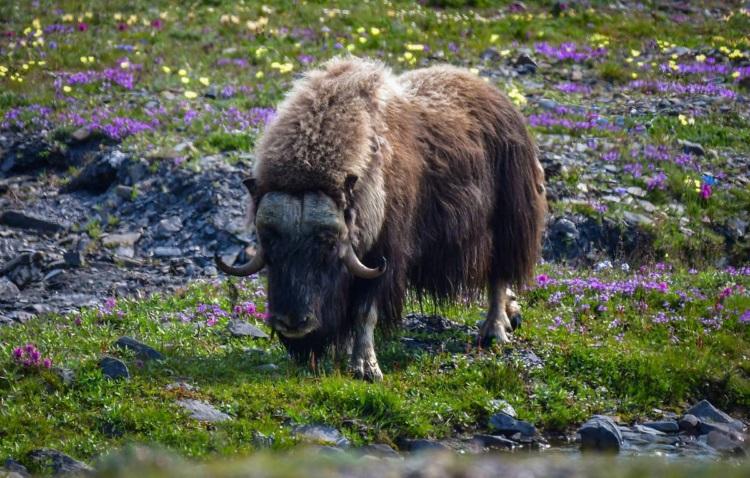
214;246;266;276
342;244;386;279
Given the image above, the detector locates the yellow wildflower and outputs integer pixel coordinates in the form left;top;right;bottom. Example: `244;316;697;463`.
346;44;355;52
63;85;72;93
255;46;267;58
507;85;527;106
120;61;130;69
406;43;424;51
696;54;706;62
114;13;122;21
358;36;367;44
631;72;638;79
199;76;210;86
403;52;413;61
181;77;190;84
630;49;640;57
490;34;499;43
184;91;198;99
162;66;171;74
356;26;365;34
256;71;264;79
178;68;187;76
370;27;380;36
469;67;479;75
731;71;740;78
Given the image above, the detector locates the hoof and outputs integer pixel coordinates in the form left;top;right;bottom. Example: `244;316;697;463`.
351;359;383;382
510;313;522;331
478;319;511;348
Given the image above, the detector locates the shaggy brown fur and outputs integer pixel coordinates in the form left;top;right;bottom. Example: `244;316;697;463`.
250;56;546;351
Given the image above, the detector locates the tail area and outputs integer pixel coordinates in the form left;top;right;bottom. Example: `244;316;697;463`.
488;110;547;288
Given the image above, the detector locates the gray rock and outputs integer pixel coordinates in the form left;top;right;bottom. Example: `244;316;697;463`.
706;430;746;456
99;357;130;380
489;412;536;438
52;367;75;386
2;459;29;478
488;399;516;417
27;449;92;476
63;250;86;268
294;424;350;447
579;415;623;452
114;185;134;200
0;277;20;300
177;399;231;423
623;211;654;227
679;414;700;433
156;216;183;236
153;247;181;258
0;211;65;234
687;400;745;432
626;186;647;198
102;233;141;248
227;320;269;338
114;336;164;361
642;420;679;433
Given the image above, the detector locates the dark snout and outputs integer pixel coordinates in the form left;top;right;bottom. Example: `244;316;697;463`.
269;313;320;338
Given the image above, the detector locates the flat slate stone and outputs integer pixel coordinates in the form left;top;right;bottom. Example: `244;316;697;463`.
293;424;350;447
579;415;623;452
357;443;400;458
489;412;536;438
643;420;680;433
177;399;231;423
227;319;269;338
99;356;129;380
0;211;65;234
114;336;164;361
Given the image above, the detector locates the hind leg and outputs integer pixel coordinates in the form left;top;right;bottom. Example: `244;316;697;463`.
479;280;514;346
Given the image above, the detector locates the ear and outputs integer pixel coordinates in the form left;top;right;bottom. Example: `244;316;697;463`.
242;177;257;196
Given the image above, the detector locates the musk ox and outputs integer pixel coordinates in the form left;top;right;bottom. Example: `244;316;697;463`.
216;57;546;381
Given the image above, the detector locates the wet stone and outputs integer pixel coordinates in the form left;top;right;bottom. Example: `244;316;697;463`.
706;430;747;456
177;399;231;423
294;424;350;448
642;420;680;433
489;412;536;438
686;400;745;432
114;336;164;361
99;356;130;380
679;413;700;433
579;415;623;452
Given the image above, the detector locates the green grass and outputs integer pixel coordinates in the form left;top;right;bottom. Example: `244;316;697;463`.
1;267;748;464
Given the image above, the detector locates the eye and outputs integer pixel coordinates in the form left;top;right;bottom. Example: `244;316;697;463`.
318;233;338;251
